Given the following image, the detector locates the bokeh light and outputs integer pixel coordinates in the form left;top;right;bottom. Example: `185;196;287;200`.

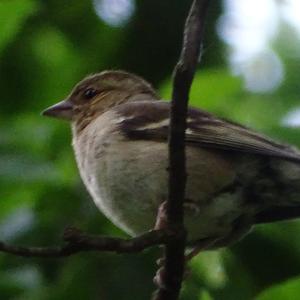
281;0;300;35
93;0;135;27
282;107;300;127
218;0;300;93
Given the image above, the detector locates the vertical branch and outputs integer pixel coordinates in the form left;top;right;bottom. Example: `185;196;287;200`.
153;0;210;299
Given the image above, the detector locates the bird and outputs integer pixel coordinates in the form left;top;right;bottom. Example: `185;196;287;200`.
42;70;300;251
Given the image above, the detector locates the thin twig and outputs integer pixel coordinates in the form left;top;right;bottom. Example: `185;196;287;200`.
0;228;170;258
153;1;210;299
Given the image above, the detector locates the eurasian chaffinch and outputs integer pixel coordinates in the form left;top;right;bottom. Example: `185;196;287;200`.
43;70;300;249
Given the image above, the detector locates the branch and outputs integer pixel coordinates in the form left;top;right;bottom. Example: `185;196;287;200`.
0;227;170;258
153;1;210;299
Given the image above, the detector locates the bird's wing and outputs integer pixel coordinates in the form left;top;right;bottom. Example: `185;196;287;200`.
115;100;300;163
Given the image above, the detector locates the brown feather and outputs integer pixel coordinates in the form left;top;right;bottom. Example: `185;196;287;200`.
115;100;300;163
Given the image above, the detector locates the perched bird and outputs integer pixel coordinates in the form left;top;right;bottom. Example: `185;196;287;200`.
43;70;300;249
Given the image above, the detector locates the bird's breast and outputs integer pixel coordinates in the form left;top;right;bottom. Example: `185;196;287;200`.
72;115;251;242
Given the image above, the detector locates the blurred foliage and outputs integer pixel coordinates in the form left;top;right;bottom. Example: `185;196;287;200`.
256;276;300;300
1;0;300;299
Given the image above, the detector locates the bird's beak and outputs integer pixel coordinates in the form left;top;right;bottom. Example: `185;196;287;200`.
42;99;74;120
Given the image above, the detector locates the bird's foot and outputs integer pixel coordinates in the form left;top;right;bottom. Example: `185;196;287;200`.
154;199;200;231
154;201;169;231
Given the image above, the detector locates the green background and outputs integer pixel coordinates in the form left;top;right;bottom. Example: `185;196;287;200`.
1;0;300;299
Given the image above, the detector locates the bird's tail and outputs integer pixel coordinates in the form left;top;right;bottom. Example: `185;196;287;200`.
255;159;300;224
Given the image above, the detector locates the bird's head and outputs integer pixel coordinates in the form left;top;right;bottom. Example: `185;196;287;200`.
42;70;159;130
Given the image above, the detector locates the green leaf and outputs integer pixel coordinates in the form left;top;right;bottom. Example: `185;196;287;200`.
256;276;300;300
159;68;242;109
191;251;227;289
0;0;38;54
198;290;214;300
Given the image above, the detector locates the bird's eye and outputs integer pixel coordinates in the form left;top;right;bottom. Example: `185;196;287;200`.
83;88;97;99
